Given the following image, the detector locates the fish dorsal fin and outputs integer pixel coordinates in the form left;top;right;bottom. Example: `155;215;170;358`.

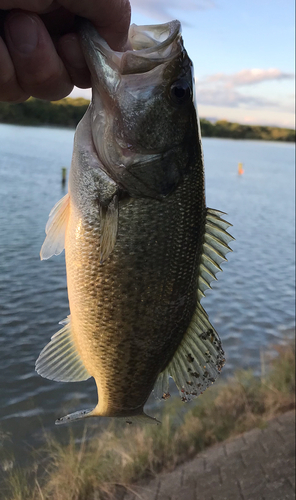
35;316;91;382
154;303;225;401
198;208;234;300
153;367;170;400
40;193;70;260
154;208;233;400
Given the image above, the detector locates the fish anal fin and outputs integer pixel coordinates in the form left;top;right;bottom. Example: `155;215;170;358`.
35;316;91;383
40;193;70;260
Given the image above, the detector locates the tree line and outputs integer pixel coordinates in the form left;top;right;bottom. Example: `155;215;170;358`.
0;97;294;142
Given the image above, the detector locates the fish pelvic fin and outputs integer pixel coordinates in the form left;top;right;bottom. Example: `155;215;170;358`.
40;192;70;260
55;408;160;426
35;316;91;383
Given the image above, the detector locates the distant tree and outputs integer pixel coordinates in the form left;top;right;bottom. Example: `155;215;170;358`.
0;98;295;142
0;98;89;127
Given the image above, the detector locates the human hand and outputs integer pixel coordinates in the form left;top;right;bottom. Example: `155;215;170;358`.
0;0;131;102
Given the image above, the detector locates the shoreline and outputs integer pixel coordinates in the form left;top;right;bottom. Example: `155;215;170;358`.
3;340;295;500
0;98;295;142
1;120;295;145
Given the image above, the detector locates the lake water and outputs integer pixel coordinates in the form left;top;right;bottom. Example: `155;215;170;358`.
0;123;295;468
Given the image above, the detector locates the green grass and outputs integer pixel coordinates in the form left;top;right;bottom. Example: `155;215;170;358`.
3;340;295;500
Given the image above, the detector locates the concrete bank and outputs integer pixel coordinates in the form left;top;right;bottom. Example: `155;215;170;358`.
122;410;295;500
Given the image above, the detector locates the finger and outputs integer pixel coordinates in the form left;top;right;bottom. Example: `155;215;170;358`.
0;35;29;101
95;2;132;51
0;0;131;50
58;33;91;89
0;1;55;12
5;11;73;100
59;0;131;51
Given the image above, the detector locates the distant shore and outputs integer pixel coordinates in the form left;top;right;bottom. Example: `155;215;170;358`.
0;97;295;142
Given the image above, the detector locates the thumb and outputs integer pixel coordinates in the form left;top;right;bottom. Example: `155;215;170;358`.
59;0;131;51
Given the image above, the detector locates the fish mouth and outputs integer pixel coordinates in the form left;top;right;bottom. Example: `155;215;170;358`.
80;20;182;77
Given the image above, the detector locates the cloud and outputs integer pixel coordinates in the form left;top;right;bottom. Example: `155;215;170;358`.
195;68;295;109
196;88;278;108
131;0;215;21
202;68;294;88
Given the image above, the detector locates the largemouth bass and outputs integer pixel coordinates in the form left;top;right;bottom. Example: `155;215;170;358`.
36;20;233;425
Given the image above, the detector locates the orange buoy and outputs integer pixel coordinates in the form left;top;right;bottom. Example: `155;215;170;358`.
238;162;244;175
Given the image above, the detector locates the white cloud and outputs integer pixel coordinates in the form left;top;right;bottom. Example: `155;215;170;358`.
202;68;294;88
195;68;295;110
196;88;277;108
130;0;215;21
198;103;296;128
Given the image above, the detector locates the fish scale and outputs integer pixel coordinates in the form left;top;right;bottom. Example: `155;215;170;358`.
65;168;204;414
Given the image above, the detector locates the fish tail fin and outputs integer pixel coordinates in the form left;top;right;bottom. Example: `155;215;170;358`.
55;408;160;426
55;407;96;425
123;413;161;426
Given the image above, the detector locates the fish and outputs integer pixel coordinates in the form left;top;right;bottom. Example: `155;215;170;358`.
35;20;234;425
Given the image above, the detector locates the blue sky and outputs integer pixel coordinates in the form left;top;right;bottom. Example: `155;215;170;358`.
70;0;295;128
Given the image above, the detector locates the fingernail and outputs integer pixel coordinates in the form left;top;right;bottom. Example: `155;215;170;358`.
7;13;38;54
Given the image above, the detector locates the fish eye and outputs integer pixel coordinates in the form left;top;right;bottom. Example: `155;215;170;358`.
170;79;192;104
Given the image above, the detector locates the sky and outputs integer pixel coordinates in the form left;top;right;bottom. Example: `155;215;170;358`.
70;0;295;128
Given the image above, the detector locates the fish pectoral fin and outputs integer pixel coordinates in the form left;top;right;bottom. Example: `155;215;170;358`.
99;195;118;263
154;303;225;401
198;208;234;301
35;316;91;383
40;192;70;260
73;106;119;263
